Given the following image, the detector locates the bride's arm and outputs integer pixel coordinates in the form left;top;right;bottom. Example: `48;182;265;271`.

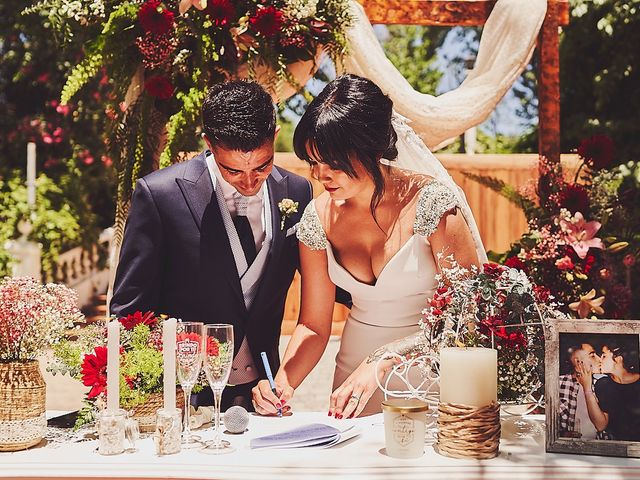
252;241;336;415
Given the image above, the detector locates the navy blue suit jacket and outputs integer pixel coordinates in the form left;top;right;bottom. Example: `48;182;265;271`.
110;151;313;375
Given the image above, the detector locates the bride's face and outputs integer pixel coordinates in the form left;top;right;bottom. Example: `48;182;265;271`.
309;158;372;200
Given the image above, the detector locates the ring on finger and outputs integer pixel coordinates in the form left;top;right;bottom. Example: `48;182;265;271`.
349;393;361;403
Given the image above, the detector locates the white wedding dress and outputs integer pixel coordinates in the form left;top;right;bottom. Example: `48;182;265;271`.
297;179;460;415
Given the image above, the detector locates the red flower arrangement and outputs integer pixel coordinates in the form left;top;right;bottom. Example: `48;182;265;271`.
249;6;283;37
578;134;616;171
206;0;236;27
138;0;175;35
119;310;158;330
144;75;174;100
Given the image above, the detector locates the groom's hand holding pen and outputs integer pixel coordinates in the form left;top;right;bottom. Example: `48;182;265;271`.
251;352;294;416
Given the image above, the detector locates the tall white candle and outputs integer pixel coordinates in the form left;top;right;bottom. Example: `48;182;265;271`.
163;318;177;410
106;320;120;411
26;142;36;208
439;347;497;407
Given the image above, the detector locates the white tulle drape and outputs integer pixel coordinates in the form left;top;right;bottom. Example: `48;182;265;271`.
343;0;547;150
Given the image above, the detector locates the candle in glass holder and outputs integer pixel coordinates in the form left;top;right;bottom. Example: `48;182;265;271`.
162;318;177;410
439;347;497;407
106;320;120;411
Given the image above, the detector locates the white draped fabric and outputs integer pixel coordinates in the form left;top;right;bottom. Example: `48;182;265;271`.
343;0;547;150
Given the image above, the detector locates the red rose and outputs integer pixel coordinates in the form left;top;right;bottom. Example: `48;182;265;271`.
577;134;615;170
80;346;108;399
138;0;174;35
483;263;506;279
144;75;174;99
558;183;590;215
583;254;596;274
119;310;158;330
249;6;283;37
533;285;551;303
206;0;235;27
555;256;575;271
504;256;526;272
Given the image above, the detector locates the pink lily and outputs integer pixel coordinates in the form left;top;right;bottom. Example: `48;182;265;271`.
560;212;604;259
179;0;206;14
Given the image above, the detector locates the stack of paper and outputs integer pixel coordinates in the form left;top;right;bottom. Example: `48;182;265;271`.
250;424;361;449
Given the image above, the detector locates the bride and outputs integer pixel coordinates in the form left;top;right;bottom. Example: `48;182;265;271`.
252;74;485;417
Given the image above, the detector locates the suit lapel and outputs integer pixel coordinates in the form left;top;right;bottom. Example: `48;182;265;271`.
249;168;289;313
176;152;246;310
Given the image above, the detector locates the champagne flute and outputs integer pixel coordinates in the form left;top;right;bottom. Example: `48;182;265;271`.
201;324;234;454
176;321;204;447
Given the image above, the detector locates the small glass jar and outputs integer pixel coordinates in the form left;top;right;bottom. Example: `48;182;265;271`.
97;409;127;455
154;408;182;455
381;398;429;459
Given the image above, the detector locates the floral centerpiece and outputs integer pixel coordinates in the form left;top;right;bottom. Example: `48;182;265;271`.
419;259;560;403
49;310;188;428
0;276;82;451
468;135;639;318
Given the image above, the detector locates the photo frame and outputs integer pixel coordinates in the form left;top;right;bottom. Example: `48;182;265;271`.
545;318;640;458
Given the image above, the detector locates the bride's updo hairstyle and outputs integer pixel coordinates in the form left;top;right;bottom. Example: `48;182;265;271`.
293;74;398;215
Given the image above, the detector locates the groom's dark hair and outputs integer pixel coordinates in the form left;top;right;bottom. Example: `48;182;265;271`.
202;80;276;151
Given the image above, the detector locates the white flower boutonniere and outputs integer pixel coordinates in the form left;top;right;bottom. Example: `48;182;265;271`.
278;198;299;231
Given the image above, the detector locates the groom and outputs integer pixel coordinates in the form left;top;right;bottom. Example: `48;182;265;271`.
110;80;312;411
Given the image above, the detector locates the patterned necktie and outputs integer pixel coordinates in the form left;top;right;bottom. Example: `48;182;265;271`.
233;194;257;267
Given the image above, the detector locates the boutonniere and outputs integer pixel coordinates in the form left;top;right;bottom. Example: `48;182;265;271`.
278;198;299;231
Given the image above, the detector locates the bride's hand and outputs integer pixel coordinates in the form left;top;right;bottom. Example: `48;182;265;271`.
329;356;397;419
251;379;293;416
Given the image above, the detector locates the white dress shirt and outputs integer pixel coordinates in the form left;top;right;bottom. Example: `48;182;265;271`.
207;153;266;254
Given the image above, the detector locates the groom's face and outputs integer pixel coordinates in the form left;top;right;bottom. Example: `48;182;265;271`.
206;138;275;197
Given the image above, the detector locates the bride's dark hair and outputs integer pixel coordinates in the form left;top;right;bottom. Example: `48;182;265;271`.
293;74;398;215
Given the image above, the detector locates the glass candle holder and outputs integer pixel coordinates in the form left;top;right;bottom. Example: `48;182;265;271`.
381;398;429;459
97;409;127;455
154;408;182;456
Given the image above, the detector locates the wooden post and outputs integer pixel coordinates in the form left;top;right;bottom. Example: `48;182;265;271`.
359;0;569;162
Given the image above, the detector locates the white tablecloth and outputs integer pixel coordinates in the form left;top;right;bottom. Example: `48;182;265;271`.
2;412;640;479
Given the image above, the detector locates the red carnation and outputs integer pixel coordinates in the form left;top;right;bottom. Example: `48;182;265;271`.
558;183;590;215
249;6;283;37
119;310;158;330
80;346;108;399
583;254;596;274
504;256;526;272
206;0;236;27
144;75;174;100
138;0;174;35
577;134;615;170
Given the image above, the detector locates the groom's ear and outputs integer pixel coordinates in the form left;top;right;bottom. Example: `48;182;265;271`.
201;132;214;152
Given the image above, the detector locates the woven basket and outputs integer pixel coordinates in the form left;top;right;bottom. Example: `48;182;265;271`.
130;389;184;433
0;360;47;451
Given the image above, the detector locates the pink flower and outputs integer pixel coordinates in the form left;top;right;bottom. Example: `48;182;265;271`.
555;256;575;270
560;212;604;259
623;254;636;267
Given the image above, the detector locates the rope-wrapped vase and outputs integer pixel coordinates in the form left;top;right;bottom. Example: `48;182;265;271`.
437;401;501;459
130;389;184;433
0;361;47;451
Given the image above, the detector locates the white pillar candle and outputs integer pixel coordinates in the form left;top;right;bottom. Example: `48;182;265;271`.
439;347;497;407
162;318;177;410
106;320;120;411
27;142;36;208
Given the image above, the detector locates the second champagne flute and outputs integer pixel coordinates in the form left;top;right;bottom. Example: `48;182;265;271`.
176;321;204;447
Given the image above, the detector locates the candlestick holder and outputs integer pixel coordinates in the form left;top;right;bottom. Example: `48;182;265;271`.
97;409;127;455
154;408;182;456
437;401;501;459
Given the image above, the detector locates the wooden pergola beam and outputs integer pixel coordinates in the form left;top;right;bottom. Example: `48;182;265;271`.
359;0;570;162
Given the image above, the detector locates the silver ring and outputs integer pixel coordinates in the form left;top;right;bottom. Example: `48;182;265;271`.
349;394;361;403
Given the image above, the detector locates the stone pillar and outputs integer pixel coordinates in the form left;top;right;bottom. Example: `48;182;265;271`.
5;220;42;280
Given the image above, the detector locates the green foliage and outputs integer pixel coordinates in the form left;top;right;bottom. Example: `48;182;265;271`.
559;0;640;161
160;87;208;169
0;169;101;278
60;53;104;105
